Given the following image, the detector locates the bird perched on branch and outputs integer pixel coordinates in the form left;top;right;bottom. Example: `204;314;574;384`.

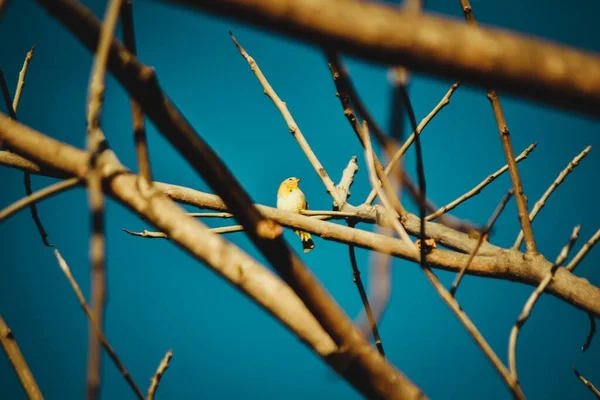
277;177;315;253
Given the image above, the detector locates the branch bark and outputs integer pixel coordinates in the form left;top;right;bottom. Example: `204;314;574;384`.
172;0;600;117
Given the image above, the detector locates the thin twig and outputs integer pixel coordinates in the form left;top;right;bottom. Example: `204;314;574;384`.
508;226;581;381
0;69;17;120
188;212;233;218
85;0;123;397
573;367;600;398
349;240;385;357
458;0;537;254
0;177;80;222
54;250;145;400
147;349;172;400
121;0;152;183
567;229;600;272
123;225;246;239
0;315;44;400
230;32;345;208
365;81;460;205
582;313;596;353
13;45;35;114
362;120;524;399
514;146;592;249
427;143;537;221
450;189;514;297
327;53;409;221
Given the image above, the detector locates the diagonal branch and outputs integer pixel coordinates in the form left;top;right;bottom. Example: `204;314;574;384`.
147;350;172;400
459;0;537;255
573;367;600;399
182;0;600;117
567;229;600;273
362;121;523;399
514;146;592;250
427;143;537;221
0;315;44;400
54;249;145;400
508;226;580;382
365;81;460;205
230;33;346;208
450;189;513;297
0;177;80;222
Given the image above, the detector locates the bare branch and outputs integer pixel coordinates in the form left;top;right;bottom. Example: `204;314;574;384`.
121;0;152;183
0;69;17;120
348;244;385;356
123;225;245;238
0;315;43;400
0;177;80;222
1;125;600;319
362;121;523;399
456;0;537;254
427;143;537;221
188;212;233;218
573;367;600;399
508;226;581;381
147;349;173;400
183;0;600;117
230;32;345;208
514;146;592;250
54;249;145;400
365;81;460;205
582;313;596;353
335;156;358;204
450;189;513;297
13;45;35;114
567;229;600;273
85;0;124;397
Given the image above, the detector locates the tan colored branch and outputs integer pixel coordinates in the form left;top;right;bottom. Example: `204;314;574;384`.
457;0;537;254
508;226;580;381
230;33;346;208
54;249;145;399
147;349;172;400
365;81;460;205
450;189;513;297
573;367;600;399
178;0;600;117
0;113;424;399
0;315;44;400
121;0;153;184
0;177;80;222
3;147;598;319
427;143;537;221
514;146;592;250
362;122;523;399
13;45;35;114
567;229;600;273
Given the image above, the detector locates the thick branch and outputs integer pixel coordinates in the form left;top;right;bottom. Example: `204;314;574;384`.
1;145;599;318
175;0;600;117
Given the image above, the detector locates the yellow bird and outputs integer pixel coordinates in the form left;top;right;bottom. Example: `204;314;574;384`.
277;177;315;253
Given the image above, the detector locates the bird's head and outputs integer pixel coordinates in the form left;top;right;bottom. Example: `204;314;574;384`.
278;177;301;193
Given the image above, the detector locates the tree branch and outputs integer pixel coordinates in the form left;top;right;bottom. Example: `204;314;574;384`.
174;0;600;117
147;349;172;400
0;315;43;400
54;249;145;400
508;226;580;382
573;367;600;399
514;146;592;250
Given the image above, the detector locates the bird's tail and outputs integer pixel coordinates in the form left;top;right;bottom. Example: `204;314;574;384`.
297;230;315;253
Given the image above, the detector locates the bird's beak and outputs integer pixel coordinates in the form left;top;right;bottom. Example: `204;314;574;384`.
295;178;301;183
